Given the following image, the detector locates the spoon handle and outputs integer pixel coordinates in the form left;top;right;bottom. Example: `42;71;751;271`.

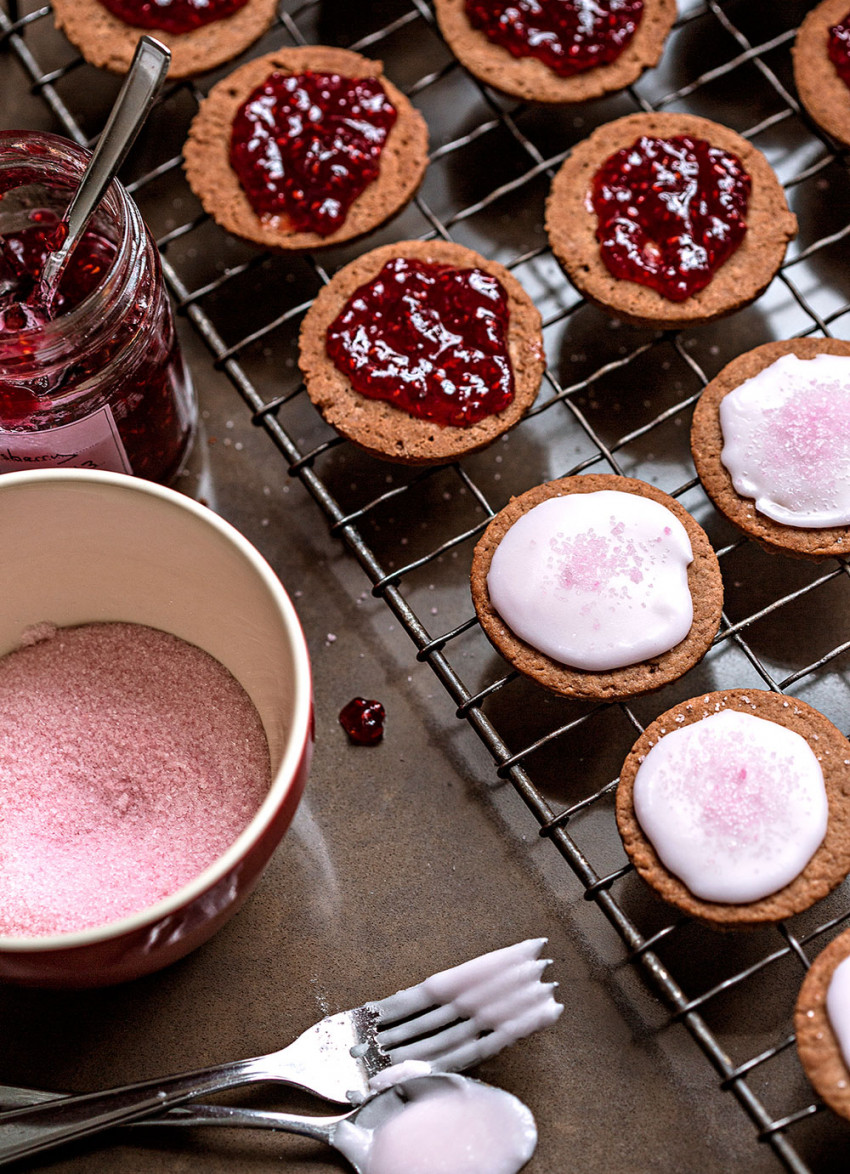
39;35;171;301
0;1083;346;1138
133;1101;348;1141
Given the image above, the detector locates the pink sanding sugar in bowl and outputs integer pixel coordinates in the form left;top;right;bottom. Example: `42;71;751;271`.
0;621;272;937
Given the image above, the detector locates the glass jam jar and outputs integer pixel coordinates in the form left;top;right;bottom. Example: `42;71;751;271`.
0;131;196;484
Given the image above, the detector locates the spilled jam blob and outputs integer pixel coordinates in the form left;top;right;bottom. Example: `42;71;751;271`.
339;697;386;745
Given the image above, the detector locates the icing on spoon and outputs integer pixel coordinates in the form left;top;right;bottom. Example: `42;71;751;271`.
158;1073;538;1174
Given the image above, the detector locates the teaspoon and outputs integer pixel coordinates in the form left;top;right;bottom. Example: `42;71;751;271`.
36;34;170;311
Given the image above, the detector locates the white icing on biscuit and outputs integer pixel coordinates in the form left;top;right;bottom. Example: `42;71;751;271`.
719;352;850;528
486;489;693;672
827;955;850;1071
633;709;828;903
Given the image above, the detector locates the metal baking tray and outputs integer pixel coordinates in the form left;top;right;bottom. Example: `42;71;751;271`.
2;1;850;1171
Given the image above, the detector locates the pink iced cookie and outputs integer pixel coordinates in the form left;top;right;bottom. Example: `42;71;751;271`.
618;689;850;927
471;475;723;701
827;954;850;1069
486;489;694;672
691;337;850;559
633;708;828;903
719;352;850;528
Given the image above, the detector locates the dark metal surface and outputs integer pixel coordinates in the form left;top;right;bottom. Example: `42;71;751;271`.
2;1;850;1171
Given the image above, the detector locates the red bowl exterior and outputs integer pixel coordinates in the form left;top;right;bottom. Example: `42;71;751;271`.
0;711;313;989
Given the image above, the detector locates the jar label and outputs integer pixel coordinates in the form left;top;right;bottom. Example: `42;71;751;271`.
0;405;133;474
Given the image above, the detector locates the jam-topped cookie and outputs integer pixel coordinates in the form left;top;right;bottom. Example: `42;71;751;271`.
616;690;850;928
545;112;797;328
793;0;850;147
691;338;850;560
298;239;545;465
52;0;278;78
470;475;723;700
796;927;850;1120
183;48;429;251
434;0;677;104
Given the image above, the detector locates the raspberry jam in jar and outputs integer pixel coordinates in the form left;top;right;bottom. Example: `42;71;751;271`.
591;134;751;302
325;257;515;428
464;0;643;77
97;0;248;34
0;132;195;483
229;71;398;236
828;13;850;88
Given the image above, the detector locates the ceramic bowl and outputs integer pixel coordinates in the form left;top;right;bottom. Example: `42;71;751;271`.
0;469;312;987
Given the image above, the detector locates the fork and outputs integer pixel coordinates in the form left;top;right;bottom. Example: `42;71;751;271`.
0;937;560;1167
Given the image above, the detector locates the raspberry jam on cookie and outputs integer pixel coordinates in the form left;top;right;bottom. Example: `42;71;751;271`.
97;0;248;33
325;257;515;427
229;71;398;236
464;0;643;77
828;12;850;87
591;134;751;301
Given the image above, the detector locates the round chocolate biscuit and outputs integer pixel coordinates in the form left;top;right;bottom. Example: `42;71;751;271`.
545;112;797;329
298;239;545;465
434;0;677;104
183;47;429;252
795;927;850;1121
617;689;850;928
469;474;723;701
793;0;850;148
52;0;278;79
691;337;850;561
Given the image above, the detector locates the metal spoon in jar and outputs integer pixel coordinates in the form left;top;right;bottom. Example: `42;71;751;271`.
35;35;170;313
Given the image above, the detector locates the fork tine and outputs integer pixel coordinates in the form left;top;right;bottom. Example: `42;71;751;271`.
386;980;561;1066
430;986;562;1073
378;1002;464;1050
376;957;550;1049
371;938;549;1025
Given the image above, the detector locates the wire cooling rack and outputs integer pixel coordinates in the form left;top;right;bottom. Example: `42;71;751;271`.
2;1;850;1169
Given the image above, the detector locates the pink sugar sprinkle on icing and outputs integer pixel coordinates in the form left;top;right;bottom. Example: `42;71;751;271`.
0;622;271;937
632;709;828;903
551;522;645;595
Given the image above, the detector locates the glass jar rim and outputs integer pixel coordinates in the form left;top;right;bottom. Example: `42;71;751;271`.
0;129;137;347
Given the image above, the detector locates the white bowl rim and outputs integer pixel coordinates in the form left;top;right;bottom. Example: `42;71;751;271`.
0;469;312;955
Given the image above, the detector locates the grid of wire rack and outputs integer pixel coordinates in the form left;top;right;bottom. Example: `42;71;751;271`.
2;0;850;1169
